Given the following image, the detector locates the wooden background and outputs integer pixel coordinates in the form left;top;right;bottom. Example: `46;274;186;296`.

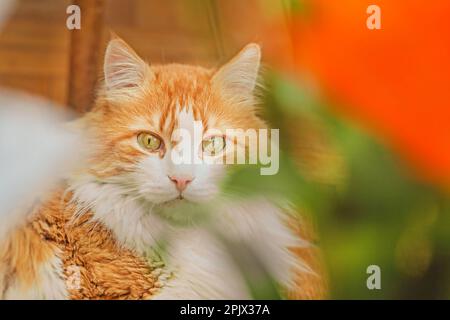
0;0;287;111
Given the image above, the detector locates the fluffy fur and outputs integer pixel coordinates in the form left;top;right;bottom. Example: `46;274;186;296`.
0;38;326;299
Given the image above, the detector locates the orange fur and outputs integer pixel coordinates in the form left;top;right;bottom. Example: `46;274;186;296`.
0;222;55;292
0;190;159;299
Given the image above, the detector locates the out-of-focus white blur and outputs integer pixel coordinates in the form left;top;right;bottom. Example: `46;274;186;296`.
0;0;14;29
0;90;84;239
0;0;85;240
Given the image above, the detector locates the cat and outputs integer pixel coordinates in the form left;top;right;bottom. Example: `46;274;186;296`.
0;37;325;299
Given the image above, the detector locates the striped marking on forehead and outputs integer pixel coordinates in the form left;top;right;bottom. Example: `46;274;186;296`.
158;98;208;138
177;104;196;135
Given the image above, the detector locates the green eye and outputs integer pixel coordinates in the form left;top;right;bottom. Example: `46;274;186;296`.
137;132;162;151
202;136;226;156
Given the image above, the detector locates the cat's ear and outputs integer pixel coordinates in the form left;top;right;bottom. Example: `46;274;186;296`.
103;38;153;93
212;43;261;103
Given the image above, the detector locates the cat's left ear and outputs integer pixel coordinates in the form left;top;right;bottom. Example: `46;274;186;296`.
103;37;153;95
212;43;261;103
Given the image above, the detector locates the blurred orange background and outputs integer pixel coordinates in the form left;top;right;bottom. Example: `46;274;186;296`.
264;0;450;189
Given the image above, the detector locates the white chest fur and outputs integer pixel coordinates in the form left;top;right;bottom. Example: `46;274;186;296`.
71;180;309;299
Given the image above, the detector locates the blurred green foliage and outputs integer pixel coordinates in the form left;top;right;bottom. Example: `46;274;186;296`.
222;71;450;299
179;0;450;299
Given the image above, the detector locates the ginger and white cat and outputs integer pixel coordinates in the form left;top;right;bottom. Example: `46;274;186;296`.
0;38;325;299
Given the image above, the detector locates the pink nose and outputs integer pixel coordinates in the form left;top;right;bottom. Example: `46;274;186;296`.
168;176;193;192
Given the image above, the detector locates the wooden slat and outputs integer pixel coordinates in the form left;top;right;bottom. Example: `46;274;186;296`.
67;0;105;113
0;74;67;105
0;49;67;76
0;0;270;109
0;0;70;104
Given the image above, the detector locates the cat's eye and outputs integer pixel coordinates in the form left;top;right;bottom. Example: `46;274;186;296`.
137;132;163;152
202;136;226;156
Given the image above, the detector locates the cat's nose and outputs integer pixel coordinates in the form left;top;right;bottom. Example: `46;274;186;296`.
168;175;194;192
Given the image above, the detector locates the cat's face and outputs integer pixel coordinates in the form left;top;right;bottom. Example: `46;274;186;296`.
82;38;264;205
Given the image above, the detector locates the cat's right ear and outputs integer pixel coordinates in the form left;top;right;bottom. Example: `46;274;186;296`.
211;43;261;105
103;38;153;94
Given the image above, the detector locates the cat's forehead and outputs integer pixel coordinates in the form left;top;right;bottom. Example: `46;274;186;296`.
152;64;213;95
150;98;219;141
116;63;256;139
137;64;221;135
121;70;215;140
